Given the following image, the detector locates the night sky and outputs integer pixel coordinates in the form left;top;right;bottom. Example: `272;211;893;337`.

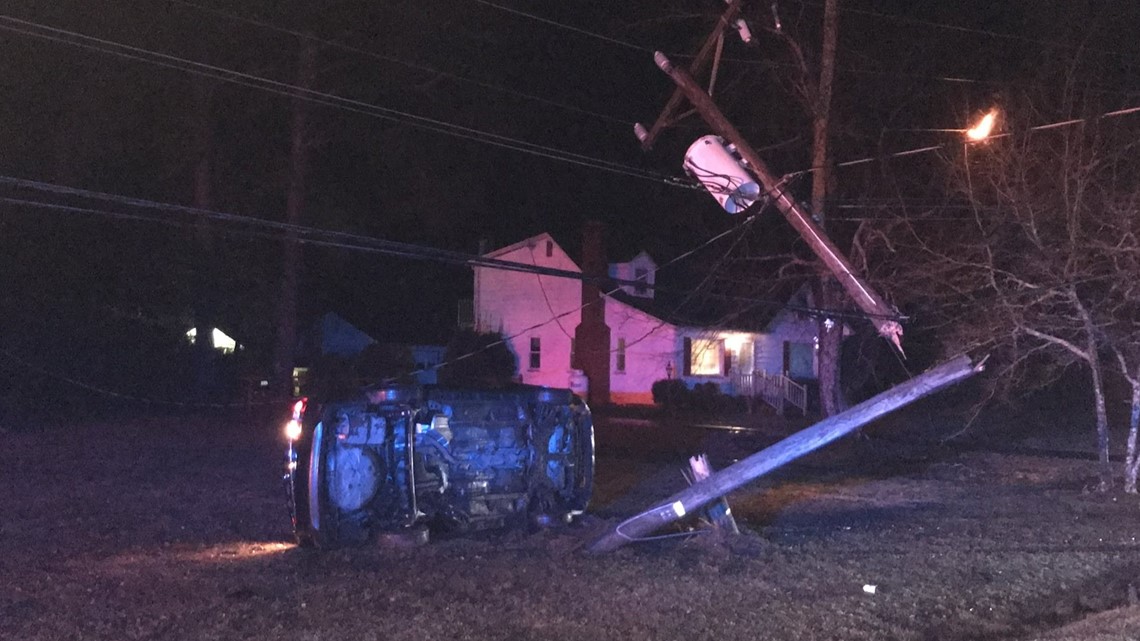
2;0;1139;403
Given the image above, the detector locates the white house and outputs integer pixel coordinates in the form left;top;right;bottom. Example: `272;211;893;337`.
473;232;822;406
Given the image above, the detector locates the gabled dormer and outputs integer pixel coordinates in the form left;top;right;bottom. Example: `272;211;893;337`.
608;250;656;299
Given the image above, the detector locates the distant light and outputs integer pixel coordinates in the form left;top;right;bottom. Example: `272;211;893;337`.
185;327;238;353
285;419;302;441
966;110;998;141
722;333;749;353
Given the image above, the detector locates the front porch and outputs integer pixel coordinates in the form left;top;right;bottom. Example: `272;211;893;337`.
730;370;810;415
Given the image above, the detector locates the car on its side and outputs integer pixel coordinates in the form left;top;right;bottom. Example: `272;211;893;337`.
284;384;593;547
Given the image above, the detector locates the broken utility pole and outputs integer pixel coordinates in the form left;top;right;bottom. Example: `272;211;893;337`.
587;354;983;553
636;0;745;150
689;454;740;534
653;51;903;351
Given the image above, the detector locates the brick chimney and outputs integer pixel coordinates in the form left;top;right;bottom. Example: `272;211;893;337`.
573;221;611;405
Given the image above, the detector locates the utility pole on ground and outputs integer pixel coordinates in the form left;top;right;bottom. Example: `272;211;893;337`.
588;355;983;553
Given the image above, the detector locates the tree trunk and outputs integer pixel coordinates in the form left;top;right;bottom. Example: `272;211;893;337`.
1125;387;1140;493
1088;340;1112;490
812;0;841;416
816;282;844;415
272;36;316;398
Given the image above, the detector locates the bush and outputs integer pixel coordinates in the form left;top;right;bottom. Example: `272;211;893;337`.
652;379;689;407
438;329;518;388
651;379;747;413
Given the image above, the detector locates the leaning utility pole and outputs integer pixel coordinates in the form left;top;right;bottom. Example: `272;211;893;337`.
651;52;903;350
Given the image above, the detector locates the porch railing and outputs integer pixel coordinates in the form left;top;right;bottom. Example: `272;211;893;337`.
733;370;808;415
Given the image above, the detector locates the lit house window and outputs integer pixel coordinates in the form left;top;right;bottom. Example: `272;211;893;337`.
529;337;541;370
615;338;626;372
689;338;722;376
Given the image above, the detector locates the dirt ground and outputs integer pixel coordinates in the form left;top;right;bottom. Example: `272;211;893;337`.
3;406;1140;641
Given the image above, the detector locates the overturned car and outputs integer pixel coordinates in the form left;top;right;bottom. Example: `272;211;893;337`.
284;384;593;547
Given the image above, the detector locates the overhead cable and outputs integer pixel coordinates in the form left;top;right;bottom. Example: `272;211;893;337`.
167;0;633;126
0;14;690;187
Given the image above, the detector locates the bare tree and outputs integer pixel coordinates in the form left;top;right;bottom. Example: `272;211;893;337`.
860;91;1140;490
1092;186;1140;492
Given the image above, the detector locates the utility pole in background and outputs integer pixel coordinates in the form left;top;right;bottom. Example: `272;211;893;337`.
812;0;845;416
191;77;217;405
272;35;316;399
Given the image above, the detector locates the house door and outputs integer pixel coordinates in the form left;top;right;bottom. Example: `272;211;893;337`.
783;341;815;379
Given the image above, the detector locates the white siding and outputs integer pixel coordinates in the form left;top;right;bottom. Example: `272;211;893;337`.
473;234;582;389
608;251;657;299
756;309;820;379
605;298;678;402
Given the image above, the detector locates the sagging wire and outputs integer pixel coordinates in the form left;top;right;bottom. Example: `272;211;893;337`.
613;507;711;544
617;213;759;355
0;14;689;188
1;174;868;321
167;0;633;127
397;215;766;385
0;176;658;290
529;245;576;341
0;181;772;403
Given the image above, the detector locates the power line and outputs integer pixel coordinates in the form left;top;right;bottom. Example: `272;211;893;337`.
830;3;1140;60
0;177;895;400
468;0;1022;89
783;104;1140;180
0;175;731;297
470;0;1140;100
0;14;691;188
469;0;654;52
0;173;879;319
167;0;633;127
0;180;804;395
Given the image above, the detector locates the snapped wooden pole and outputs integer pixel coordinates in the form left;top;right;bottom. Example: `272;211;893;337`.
636;0;745;150
587;354;984;553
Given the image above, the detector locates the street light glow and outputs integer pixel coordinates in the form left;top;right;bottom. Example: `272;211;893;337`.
966;110;997;141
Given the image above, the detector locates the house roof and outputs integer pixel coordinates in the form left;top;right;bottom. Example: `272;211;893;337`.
609;249;656;265
484;231;807;335
482;232;582;271
605;286;771;334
